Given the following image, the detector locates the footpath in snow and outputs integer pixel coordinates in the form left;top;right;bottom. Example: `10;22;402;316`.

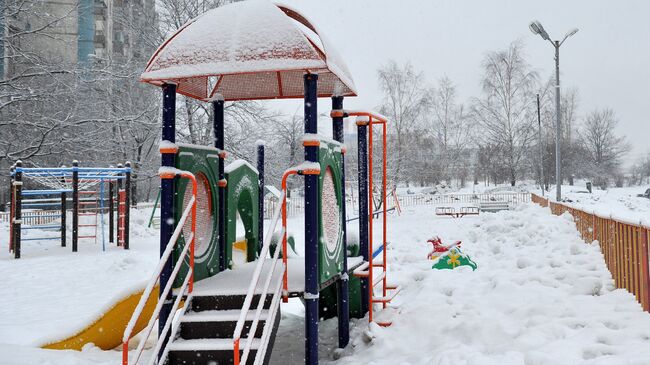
273;203;650;365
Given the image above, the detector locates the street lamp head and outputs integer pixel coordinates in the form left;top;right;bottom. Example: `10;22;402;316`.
565;28;579;38
560;28;579;45
529;20;551;41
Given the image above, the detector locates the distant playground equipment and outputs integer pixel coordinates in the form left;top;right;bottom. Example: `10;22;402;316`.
427;237;477;271
435;206;480;218
8;160;132;258
119;2;399;365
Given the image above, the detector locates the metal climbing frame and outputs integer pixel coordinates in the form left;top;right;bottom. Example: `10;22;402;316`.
9;161;132;258
345;111;401;327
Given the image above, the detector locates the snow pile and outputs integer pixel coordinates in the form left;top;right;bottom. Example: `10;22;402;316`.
277;204;650;365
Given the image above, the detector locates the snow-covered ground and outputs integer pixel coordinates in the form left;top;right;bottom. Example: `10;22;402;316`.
0;208;159;347
272;204;650;365
2;202;650;364
555;184;650;225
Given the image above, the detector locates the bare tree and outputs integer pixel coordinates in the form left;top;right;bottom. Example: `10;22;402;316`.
430;76;472;186
377;61;430;184
579;108;631;187
472;42;538;186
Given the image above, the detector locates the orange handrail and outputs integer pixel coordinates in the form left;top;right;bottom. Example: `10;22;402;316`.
280;165;321;302
350;111;398;326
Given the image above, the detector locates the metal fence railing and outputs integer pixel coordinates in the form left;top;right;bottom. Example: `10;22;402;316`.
0;210;62;226
532;193;650;312
386;192;530;207
264;192;531;220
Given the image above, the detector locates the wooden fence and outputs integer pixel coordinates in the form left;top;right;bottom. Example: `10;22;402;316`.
531;193;650;311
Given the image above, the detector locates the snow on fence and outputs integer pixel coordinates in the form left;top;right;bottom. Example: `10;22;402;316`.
532;193;650;312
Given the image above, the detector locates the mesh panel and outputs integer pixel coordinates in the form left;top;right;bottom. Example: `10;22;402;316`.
217;72;279;100
182;173;214;258
178;76;208;100
322;167;340;253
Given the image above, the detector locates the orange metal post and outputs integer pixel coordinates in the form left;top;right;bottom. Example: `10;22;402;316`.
281;169;297;303
367;117;374;323
382;122;387;309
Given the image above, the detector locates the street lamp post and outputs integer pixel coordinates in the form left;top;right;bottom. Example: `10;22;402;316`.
529;20;578;202
537;94;544;197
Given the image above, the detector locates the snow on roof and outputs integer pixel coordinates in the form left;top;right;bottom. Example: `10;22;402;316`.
141;0;356;102
225;159;258;174
265;185;282;199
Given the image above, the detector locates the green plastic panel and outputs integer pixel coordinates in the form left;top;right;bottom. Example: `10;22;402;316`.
318;140;344;286
225;160;259;268
173;145;221;286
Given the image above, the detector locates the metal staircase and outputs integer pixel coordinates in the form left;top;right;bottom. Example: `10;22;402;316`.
122;170;285;365
166;292;280;365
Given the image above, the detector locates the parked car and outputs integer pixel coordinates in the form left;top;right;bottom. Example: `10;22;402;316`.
637;189;650;199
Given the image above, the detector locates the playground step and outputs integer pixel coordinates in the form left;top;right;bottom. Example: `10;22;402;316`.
179;309;269;340
167;301;281;365
168;338;259;365
191;293;273;312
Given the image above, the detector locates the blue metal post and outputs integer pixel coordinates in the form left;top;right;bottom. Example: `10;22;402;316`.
213;98;227;271
99;179;105;251
124;162;131;250
13;162;22;259
72;160;79;253
304;73;319;365
332;96;350;348
257;142;265;255
357;121;369;315
159;83;176;360
61;191;66;247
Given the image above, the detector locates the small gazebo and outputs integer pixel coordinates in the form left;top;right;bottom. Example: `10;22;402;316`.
143;1;357;365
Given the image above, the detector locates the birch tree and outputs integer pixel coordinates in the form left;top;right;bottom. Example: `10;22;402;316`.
472;42;538;186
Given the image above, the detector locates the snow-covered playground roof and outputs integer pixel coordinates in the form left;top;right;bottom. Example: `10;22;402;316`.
140;0;357;102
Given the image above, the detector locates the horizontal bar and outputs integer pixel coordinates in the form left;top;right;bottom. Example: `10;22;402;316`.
21;203;61;207
22;237;61;241
21;190;72;196
21;226;61;230
15;167;130;173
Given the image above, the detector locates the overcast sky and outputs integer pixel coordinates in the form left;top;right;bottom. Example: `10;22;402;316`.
271;0;649;165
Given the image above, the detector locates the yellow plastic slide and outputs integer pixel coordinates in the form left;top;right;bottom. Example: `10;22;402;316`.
42;285;159;351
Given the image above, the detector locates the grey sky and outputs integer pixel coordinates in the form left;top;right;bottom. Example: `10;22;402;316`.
272;0;649;165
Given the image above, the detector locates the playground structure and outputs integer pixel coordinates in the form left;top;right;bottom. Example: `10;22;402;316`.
119;2;398;365
8;161;132;258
